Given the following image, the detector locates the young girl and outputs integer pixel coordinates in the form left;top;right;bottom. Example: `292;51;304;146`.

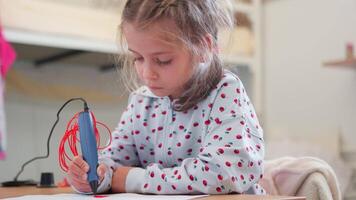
67;0;265;195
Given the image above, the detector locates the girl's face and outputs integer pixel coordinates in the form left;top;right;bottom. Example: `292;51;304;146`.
123;20;195;99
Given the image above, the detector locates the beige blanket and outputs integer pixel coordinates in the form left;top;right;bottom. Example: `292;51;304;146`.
259;157;341;200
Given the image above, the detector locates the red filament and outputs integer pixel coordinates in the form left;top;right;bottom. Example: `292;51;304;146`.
59;111;112;172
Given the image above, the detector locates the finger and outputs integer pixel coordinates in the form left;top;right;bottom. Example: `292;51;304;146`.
73;156;89;172
97;164;107;182
70;181;92;193
68;170;89;185
68;162;88;180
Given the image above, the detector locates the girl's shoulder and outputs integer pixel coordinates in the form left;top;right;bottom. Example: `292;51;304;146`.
210;69;246;98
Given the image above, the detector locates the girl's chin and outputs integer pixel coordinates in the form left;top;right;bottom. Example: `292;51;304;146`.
149;88;168;97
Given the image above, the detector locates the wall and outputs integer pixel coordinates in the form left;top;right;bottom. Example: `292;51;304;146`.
0;62;128;183
263;0;356;151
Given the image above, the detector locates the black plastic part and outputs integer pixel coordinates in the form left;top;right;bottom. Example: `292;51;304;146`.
89;180;98;194
2;180;38;187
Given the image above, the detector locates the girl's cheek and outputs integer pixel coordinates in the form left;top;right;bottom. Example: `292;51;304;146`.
135;65;143;78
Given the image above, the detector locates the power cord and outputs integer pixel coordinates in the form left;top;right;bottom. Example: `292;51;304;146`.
2;98;87;187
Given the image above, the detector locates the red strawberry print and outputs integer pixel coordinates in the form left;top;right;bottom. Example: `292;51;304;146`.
218;148;224;154
189;175;194;181
225;161;231;167
204;165;210;171
219;107;225;112
203;180;208;186
215;118;222;124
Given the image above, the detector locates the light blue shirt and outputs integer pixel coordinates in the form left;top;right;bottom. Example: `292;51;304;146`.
95;70;265;194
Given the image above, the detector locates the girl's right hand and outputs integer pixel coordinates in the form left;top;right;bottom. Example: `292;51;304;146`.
67;156;107;193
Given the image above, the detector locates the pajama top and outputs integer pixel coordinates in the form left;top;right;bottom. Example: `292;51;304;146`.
95;70;265;194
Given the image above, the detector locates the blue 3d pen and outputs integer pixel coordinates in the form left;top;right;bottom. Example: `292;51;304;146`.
78;103;99;194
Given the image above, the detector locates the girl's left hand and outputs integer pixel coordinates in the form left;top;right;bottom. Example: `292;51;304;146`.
111;166;134;193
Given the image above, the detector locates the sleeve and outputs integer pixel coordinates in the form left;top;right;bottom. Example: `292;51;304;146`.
124;78;265;194
96;93;141;193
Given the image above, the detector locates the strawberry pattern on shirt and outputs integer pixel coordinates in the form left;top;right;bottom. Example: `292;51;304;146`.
96;70;265;194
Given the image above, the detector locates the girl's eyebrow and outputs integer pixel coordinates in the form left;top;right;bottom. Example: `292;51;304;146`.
128;48;172;56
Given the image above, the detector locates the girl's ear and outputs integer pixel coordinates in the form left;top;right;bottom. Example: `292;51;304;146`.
203;33;214;52
199;33;218;62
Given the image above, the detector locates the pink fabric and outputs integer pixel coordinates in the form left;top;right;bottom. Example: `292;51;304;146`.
0;26;16;78
259;156;341;200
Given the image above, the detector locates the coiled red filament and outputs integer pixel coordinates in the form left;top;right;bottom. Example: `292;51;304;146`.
59;111;112;172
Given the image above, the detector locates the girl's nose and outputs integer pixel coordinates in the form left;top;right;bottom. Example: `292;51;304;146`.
142;64;158;80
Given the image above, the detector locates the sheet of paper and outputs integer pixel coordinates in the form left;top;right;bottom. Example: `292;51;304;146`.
7;193;208;200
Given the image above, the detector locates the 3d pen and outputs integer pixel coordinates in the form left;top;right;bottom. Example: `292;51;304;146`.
78;103;99;194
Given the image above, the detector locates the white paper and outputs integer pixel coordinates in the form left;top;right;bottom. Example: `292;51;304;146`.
6;193;208;200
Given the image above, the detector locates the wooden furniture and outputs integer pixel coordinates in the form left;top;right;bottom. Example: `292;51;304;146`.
0;186;305;200
324;43;356;68
324;58;356;68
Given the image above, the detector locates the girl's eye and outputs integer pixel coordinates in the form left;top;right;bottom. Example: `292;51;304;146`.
133;57;144;63
156;59;172;66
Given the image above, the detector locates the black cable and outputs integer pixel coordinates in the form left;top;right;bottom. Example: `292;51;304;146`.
13;98;87;182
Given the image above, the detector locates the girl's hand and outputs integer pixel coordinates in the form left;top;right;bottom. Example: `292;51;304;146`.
111;166;134;193
67;156;107;193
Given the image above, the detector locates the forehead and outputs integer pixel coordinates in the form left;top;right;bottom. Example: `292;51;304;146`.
123;19;183;50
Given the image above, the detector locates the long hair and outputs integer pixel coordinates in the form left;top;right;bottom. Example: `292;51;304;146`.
118;0;234;111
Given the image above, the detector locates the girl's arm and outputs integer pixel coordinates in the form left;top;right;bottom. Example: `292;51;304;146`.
114;78;265;194
96;94;141;193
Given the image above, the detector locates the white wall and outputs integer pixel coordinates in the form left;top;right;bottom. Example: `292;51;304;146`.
0;62;128;183
263;0;356;150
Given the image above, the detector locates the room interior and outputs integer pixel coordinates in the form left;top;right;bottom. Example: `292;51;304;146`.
0;0;355;199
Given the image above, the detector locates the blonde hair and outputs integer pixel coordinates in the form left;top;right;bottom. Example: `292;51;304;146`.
118;0;234;111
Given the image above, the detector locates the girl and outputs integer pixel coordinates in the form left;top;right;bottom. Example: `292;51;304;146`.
67;0;265;195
